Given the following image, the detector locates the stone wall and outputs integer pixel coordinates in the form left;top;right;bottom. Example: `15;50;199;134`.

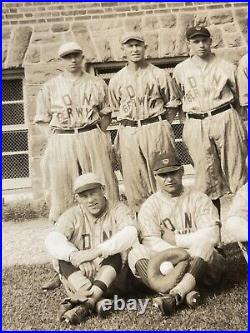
2;2;248;198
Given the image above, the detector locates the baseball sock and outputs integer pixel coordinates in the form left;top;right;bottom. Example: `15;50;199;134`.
135;258;151;287
170;273;196;303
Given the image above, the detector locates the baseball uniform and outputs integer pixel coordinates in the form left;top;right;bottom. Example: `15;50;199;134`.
173;54;247;200
45;201;137;296
237;54;248;107
109;62;180;212
35;72;119;222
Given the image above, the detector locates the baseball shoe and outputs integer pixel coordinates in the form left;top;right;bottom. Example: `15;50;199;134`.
62;302;92;325
42;273;61;291
152;294;181;316
185;290;201;308
57;298;74;322
95;298;113;318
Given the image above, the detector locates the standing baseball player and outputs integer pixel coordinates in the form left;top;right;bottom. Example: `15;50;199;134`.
237;54;248;128
108;32;180;213
128;154;225;315
45;173;137;325
173;27;247;217
35;41;119;223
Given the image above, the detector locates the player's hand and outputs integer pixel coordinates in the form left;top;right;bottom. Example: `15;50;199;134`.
79;262;96;279
70;248;102;267
162;229;176;246
99;114;111;131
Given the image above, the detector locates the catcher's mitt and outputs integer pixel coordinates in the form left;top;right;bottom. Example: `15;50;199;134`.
147;248;190;294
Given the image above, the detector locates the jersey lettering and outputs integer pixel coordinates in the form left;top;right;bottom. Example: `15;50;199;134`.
188;76;197;89
82;234;91;250
184;212;192;229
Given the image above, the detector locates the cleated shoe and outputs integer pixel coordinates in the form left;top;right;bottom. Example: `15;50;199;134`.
62;303;92;325
42;273;61;291
185;290;201;308
153;294;179;316
57;298;74;322
95;298;113;318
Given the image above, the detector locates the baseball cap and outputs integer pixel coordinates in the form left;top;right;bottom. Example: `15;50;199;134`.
121;32;145;44
153;154;182;175
186;26;211;40
58;41;83;58
73;173;103;194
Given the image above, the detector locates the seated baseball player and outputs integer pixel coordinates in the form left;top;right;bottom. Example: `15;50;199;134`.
128;154;226;316
45;173;137;325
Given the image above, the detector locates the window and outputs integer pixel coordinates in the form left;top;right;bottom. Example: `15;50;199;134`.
89;58;193;174
2;72;31;190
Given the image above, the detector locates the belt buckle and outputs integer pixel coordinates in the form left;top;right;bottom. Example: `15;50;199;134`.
207;111;212;118
74;128;79;134
158;115;162;121
137;119;142;127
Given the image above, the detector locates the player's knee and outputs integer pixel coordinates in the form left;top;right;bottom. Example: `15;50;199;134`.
101;253;122;275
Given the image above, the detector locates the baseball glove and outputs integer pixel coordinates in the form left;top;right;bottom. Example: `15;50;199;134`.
147;248;190;294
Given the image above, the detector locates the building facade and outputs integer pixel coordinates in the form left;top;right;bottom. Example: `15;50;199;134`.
2;2;248;199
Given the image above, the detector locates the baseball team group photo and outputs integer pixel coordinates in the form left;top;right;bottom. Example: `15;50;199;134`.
2;1;248;331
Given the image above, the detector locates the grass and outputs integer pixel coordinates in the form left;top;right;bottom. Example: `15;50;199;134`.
2;244;248;331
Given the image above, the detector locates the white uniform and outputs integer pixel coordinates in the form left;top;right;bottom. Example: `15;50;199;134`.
35;72;119;221
109;62;179;212
128;188;220;275
237;54;248;107
173;55;247;200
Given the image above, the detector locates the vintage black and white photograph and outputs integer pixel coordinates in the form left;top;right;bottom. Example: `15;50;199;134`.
2;1;248;330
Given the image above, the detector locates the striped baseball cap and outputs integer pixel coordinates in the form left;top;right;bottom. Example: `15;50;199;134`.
73;173;103;194
58;41;83;58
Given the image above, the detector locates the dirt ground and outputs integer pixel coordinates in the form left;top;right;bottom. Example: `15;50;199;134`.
2;195;234;268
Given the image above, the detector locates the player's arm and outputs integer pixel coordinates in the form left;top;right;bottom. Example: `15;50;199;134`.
97;78;112;131
108;76;121;113
34;83;52;138
44;209;78;262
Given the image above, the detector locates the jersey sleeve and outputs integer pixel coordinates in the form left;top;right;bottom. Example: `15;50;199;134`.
54;207;77;240
237;55;248;107
227;183;248;221
138;197;161;239
226;62;238;99
113;202;137;232
193;192;219;229
158;70;181;108
108;75;120;112
34;82;52;124
97;77;112;116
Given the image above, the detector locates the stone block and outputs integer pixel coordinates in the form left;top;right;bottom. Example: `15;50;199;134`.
223;33;243;48
34;24;50;32
24;45;41;64
142;16;160;30
88;18;117;31
93;37;112;62
223;24;237;33
25;63;63;84
2;26;11;39
209;10;233;25
175;14;195;56
214;47;247;66
108;30;125;60
72;24;97;62
123;17;142;31
209;27;224;48
194;13;210;27
51;23;70;32
235;17;248;43
2;42;8;65
31;31;71;44
159;29;176;57
31;134;48;158
144;32;159;59
40;42;62;63
5;26;32;68
159;14;177;28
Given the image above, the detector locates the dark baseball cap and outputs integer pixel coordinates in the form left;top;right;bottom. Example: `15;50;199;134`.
153;154;182;175
186;26;211;40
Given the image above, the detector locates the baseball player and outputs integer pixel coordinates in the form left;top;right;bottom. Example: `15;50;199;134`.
35;41;119;223
45;173;137;325
108;32;180;213
237;54;248;128
172;27;247;217
128;154;226;315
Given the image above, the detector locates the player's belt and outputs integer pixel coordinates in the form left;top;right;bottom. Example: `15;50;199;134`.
51;124;97;134
185;103;232;120
120;113;168;127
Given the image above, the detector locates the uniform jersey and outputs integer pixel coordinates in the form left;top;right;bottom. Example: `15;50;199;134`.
173;54;236;113
227;183;248;221
138;188;219;240
109;62;179;121
55;201;135;251
237;54;248;107
35;72;109;129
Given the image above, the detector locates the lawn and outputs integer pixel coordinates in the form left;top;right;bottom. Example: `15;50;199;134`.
2;244;248;331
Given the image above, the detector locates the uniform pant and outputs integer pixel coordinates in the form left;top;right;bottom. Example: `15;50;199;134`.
41;127;119;222
182;108;247;200
116;120;177;213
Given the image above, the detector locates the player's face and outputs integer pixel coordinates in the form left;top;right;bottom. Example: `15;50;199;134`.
122;40;146;63
156;168;184;197
77;186;107;217
61;52;84;73
188;36;212;58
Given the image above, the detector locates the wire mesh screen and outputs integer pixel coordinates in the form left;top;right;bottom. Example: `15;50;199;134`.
2;79;23;101
2;78;30;182
2;154;29;179
2;103;24;126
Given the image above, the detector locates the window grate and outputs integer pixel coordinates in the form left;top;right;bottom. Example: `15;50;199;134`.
2;130;28;153
2;154;29;179
2;79;23;101
2;103;25;126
